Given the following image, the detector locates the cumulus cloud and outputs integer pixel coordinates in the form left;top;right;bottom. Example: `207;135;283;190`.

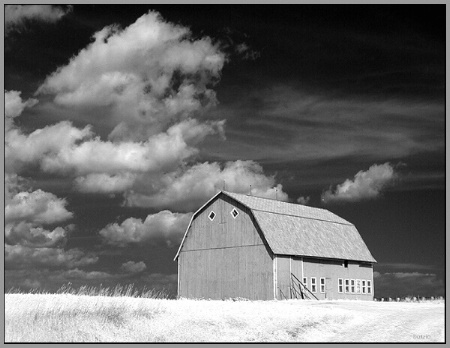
100;210;192;247
124;160;288;212
5;222;72;248
39;119;223;176
373;271;444;298
37;11;226;141
321;162;397;203
74;173;137;194
5;244;98;270
120;261;147;274
296;196;310;205
5;189;73;225
5;90;38;118
5;5;71;35
6;120;93;173
5;173;29;204
6;116;223;190
3;174;100;274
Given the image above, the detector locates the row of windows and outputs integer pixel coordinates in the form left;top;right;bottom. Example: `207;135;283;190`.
338;278;372;294
208;209;239;221
302;277;326;293
301;277;372;294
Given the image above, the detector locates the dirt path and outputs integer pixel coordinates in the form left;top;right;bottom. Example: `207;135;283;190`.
326;301;445;342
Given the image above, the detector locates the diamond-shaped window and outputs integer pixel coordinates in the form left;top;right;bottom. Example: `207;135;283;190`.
208;211;216;221
231;208;239;218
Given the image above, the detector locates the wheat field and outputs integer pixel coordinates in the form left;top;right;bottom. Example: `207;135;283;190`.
5;293;445;342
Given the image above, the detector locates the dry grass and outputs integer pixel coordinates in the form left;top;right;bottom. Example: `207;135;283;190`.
5;291;445;342
7;283;170;299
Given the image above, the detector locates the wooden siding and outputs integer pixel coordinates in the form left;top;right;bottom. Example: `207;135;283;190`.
179;245;273;300
178;195;274;300
182;195;263;251
276;256;374;300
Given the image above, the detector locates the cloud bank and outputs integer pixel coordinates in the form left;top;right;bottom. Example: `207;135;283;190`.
3;11;289;291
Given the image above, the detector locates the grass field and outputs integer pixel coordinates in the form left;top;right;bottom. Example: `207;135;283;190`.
5;294;445;342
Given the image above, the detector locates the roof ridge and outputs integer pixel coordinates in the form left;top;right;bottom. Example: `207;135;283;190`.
224;190;327;211
251;208;354;226
223;190;348;222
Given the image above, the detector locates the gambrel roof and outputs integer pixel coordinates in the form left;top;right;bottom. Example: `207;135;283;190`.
175;191;376;263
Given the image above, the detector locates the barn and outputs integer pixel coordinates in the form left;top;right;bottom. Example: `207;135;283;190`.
174;191;376;300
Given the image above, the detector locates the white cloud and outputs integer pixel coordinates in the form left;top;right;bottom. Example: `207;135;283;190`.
5;189;73;225
321;162;397;203
296;196;310;205
5;222;72;248
125;160;288;212
5;90;38;118
39;119;222;176
5;5;71;34
3;173;96;274
5;173;29;204
37;11;226;141
6;116;223;191
5;244;98;270
99;210;192;247
6;121;93;173
120;261;147;274
74;173;137;194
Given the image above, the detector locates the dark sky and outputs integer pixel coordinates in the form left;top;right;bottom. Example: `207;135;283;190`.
4;5;445;299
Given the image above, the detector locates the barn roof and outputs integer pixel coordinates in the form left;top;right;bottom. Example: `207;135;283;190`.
175;191;376;263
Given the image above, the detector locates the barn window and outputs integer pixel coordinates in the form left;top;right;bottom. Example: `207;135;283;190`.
231;208;239;218
367;280;372;294
208;211;216;221
302;277;307;288
320;278;326;293
345;279;350;293
362;280;366;294
338;278;343;293
350;279;355;293
356;279;361;294
311;277;317;293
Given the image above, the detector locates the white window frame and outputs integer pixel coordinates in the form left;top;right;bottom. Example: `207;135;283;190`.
362;280;366;294
230;208;239;219
338;278;343;293
311;277;317;293
350;279;355;293
356;279;361;294
320;277;326;293
345;279;350;293
208;211;216;221
303;277;307;289
367;280;372;294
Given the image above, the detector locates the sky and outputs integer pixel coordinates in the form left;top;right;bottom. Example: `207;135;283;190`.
4;5;446;299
